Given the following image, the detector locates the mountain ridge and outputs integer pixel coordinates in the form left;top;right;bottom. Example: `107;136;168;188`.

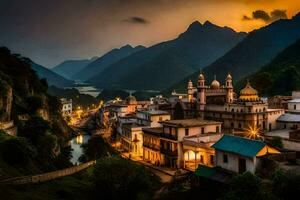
87;20;246;90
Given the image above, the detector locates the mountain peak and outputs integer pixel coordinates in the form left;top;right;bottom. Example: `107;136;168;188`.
121;44;133;49
187;21;203;31
203;20;214;27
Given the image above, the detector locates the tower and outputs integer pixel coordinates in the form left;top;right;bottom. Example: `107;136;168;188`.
225;73;233;103
187;79;194;103
197;72;206;114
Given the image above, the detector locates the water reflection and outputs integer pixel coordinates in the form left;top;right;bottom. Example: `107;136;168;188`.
70;134;90;164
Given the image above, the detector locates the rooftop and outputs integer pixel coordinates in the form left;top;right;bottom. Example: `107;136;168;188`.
277;113;300;122
212;135;266;157
162;119;221;127
138;110;170;116
288;99;300;103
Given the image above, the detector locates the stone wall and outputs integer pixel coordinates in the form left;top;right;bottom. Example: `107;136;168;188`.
0;161;96;185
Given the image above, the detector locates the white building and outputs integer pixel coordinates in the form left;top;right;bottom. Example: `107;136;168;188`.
212;135;280;173
61;98;72;116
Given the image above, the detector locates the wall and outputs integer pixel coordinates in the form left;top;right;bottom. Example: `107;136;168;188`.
0;161;96;185
215;150;255;173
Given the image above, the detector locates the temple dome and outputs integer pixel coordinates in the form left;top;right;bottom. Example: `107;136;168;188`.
239;81;259;101
198;73;205;80
211;79;220;89
126;94;137;104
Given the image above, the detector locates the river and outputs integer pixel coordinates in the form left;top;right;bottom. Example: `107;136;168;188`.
70;134;91;164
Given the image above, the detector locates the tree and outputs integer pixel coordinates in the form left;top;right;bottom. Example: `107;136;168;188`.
80;135;108;161
93;157;160;200
222;172;273;200
267;136;283;149
0;137;36;166
26;95;44;115
272;170;300;200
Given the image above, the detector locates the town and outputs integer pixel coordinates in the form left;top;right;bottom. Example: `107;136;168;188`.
1;1;300;199
90;73;298;178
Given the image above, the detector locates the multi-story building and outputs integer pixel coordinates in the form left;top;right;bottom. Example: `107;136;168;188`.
142;119;222;169
61;98;72;116
119;109;171;158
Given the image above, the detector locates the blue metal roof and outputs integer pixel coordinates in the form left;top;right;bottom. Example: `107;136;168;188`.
212;135;266;157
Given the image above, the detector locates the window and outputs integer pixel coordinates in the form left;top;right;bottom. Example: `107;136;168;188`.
294;105;297;110
238;123;242;128
223;154;228;163
159;116;162;121
185;128;189;136
231;122;234;128
201;127;205;134
216;126;220;133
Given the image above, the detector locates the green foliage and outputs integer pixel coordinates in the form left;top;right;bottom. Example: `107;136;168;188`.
256;157;279;179
272;170;300;200
48;95;62;116
222;172;272;200
266;136;283;149
80;135;108;162
19;116;51;145
93;156;160;200
0;137;36;166
26;95;44;114
238;39;300;96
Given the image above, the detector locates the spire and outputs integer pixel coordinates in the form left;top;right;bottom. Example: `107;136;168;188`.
214;74;216;80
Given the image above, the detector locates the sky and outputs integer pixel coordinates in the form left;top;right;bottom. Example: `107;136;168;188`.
0;0;299;67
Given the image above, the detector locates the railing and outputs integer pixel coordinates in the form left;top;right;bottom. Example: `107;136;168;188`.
0;160;96;185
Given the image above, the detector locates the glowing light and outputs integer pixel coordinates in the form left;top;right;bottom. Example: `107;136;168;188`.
244;124;262;140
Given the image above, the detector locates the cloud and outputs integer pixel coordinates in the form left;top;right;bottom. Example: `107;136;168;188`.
243;9;287;23
270;9;287;21
253;10;270;21
123;16;150;24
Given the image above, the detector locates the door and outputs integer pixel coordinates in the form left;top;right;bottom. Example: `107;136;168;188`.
238;158;246;173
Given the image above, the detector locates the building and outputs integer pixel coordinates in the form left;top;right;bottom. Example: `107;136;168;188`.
172;73;284;134
61;98;72;116
212;135;280;173
276;91;300;129
142;119;222;169
268;95;292;109
119;109;171;158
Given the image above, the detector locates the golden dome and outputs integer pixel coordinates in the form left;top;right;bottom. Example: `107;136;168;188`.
211;80;220;89
239;81;259;101
210;75;220;89
198;73;205;80
126;94;137;105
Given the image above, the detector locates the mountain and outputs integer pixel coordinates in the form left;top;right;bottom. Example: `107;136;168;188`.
52;58;96;79
168;12;300;93
72;45;145;81
237;39;300;96
87;21;246;90
31;62;74;88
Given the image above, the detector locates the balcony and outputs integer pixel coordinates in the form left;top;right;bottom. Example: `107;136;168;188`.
143;143;160;151
160;132;177;140
160;148;178;157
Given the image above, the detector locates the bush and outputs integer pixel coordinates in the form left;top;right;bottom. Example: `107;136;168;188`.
267;136;283;149
272;170;300;200
0;137;36;166
222;172;272;200
93;157;160;200
80;135;108;161
26;95;44;114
